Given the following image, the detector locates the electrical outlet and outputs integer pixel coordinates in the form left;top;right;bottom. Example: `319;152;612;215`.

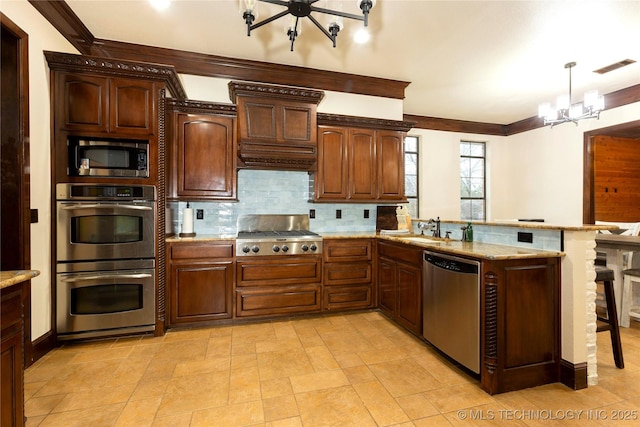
517;232;533;243
364;209;370;219
196;209;204;220
336;209;342;219
309;209;315;219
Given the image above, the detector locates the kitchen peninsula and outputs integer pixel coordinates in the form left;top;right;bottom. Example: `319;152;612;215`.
166;219;608;394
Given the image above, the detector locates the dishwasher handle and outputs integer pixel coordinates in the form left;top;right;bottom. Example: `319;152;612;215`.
424;251;479;274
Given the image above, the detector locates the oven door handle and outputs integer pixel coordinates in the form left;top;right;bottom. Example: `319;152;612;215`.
60;273;153;282
59;204;153;211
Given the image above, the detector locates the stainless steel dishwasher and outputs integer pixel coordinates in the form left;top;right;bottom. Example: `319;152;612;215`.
423;250;480;374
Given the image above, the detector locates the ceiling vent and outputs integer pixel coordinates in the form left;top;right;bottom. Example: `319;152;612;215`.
593;59;636;74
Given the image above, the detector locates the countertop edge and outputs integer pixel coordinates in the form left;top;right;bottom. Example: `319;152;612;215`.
0;270;40;290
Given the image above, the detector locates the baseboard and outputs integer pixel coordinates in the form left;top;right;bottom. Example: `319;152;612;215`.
560;359;588;390
29;330;55;367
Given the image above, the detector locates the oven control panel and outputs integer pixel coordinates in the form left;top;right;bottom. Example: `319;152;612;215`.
236;240;322;256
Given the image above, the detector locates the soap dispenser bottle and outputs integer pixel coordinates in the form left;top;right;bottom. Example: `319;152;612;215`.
465;222;473;242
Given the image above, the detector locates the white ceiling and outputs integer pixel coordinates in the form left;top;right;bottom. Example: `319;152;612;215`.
65;0;640;124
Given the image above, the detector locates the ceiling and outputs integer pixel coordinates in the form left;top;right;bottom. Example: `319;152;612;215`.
64;0;640;125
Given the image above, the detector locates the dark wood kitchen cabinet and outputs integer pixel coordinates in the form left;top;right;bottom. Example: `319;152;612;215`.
314;114;413;202
480;256;560;395
235;255;322;318
229;81;324;170
166;100;237;200
323;239;374;311
54;72;156;136
167;241;234;325
1;282;27;427
377;240;422;335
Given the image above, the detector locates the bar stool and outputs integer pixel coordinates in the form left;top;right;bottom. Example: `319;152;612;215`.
620;268;640;328
595;266;624;369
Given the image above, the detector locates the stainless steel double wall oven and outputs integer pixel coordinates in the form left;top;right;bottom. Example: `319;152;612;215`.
56;183;156;340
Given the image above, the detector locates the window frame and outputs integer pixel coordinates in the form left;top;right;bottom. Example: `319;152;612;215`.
404;135;419;218
460;140;486;221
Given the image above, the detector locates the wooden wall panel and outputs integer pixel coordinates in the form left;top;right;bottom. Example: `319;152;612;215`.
594;135;640;222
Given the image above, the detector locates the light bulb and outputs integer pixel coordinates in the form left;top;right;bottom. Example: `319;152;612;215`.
354;28;370;44
584;90;599;108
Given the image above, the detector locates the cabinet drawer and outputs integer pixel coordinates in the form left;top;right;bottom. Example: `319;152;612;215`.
378;241;422;265
236;285;321;317
323;239;373;262
170;242;234;260
323;286;372;310
236;257;321;286
324;262;372;286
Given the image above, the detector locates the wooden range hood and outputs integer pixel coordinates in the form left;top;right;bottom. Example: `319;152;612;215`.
229;81;324;170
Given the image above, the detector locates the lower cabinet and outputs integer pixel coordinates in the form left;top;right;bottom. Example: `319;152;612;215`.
377;240;422;335
480;257;561;395
323;238;374;311
235;255;322;318
1;283;26;427
167;241;234;325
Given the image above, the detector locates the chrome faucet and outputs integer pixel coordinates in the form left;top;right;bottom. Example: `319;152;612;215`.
428;217;441;238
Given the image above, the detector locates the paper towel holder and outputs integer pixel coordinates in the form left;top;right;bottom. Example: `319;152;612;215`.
179;201;196;238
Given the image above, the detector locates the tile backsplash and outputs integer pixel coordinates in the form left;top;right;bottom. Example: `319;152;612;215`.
169;169;388;235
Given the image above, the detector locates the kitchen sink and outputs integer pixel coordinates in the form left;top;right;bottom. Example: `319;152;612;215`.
402;237;443;244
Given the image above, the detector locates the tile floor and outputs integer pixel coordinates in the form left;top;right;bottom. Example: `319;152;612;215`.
24;311;640;426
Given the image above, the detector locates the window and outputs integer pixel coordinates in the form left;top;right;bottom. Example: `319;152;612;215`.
404;135;419;218
460;141;485;220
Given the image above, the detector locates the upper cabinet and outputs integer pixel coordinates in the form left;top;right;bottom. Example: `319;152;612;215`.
314;114;414;203
166;100;238;201
229;81;324;170
45;51;186;185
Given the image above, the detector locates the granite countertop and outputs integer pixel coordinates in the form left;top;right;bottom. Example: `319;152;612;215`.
0;270;40;290
165;234;236;243
414;219;614;232
377;235;564;261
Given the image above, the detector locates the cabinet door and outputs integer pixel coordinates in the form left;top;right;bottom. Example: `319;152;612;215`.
396;263;422;334
57;73;108;132
176;114;236;200
377;130;406;200
109;78;155;135
378;257;397;316
315;127;348;200
349;128;377;200
169;261;234;324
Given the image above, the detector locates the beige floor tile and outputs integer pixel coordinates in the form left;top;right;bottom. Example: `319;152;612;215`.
305;345;340;371
353;380;411;425
24;380;47;400
153;339;208;361
396;393;441;420
69;346;133;363
51;383;137;413
156;370;230;416
261;377;294;399
290;369;350;394
37;402;125;427
25;414;46;427
358;345;408;364
190;400;264;427
114;397;162;427
229;366;262;403
257;347;314;381
151;413;193;426
333;351;365;368
231;352;258;369
206;334;232;358
295;385;377;426
173;355;230;377
162;327;212;342
24;394;66;418
265;416;303;427
256;337;303;354
368;357;442;397
34;359;123;396
422;383;495;414
129;377;171;401
413;414;456;426
263;394;300;422
343;364;377;384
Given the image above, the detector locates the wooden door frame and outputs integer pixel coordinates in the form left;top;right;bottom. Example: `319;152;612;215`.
1;13;32;365
583;120;640;224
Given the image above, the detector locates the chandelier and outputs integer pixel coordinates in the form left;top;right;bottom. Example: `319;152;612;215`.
538;62;605;127
240;0;376;51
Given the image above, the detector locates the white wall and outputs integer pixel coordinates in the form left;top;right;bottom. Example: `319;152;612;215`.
411;102;640;225
1;0;78;340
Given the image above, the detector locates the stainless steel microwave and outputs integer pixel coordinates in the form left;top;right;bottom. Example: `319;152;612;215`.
68;137;149;178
